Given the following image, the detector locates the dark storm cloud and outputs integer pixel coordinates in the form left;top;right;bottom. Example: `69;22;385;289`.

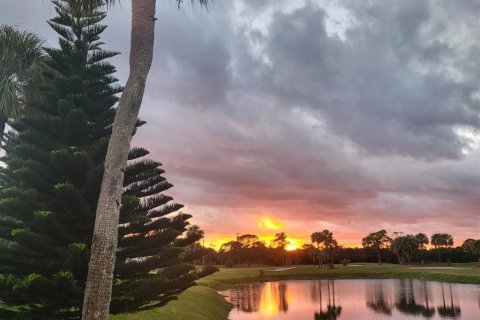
134;0;479;240
258;1;479;160
2;0;479;243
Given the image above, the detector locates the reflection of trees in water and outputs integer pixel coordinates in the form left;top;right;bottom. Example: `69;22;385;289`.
229;283;262;313
278;282;289;312
395;279;431;316
311;280;342;320
437;283;461;319
365;279;437;318
421;281;436;318
365;281;392;315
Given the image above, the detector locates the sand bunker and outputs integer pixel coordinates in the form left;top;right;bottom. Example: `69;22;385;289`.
267;267;297;272
407;267;471;270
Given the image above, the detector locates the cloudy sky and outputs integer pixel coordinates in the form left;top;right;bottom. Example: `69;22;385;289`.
2;0;479;248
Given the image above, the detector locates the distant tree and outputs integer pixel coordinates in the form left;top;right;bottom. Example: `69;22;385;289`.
321;230;338;268
0;25;46;148
415;233;429;265
219;240;242;265
462;239;480;261
391;235;418;265
431;233;454;263
238;234;259;248
362;230;392;265
303;244;318;266
271;232;288;265
272;232;288;250
237;234;260;265
311;232;327;268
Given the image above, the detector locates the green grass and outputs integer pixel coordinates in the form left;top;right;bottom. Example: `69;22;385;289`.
198;262;480;290
109;286;231;320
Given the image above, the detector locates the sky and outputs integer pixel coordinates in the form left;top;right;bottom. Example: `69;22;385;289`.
2;0;479;249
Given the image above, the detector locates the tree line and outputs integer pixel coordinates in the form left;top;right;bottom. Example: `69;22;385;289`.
209;230;480;268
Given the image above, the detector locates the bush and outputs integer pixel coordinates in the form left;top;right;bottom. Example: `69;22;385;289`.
340;259;351;266
197;265;219;278
224;260;235;268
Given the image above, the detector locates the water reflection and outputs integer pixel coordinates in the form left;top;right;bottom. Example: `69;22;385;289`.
223;279;479;320
395;279;434;317
311;280;342;320
437;283;461;318
228;282;290;315
366;281;392;315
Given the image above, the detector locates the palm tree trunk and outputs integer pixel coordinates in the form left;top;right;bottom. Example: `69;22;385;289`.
81;1;156;319
0;116;6;150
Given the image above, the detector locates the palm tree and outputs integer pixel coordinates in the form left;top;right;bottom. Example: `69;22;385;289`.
311;231;326;268
415;233;429;265
0;25;44;149
77;1;211;319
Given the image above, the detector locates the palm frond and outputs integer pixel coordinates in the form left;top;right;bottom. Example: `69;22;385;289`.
177;0;213;9
0;77;22;118
0;25;46;119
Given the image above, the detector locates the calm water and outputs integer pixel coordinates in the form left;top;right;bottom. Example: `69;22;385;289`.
221;279;480;320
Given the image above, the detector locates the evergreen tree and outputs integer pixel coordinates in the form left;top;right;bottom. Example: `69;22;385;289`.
111;148;205;313
0;1;119;318
0;1;213;318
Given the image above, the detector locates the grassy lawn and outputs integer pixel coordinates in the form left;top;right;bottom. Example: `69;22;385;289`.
198;262;480;290
109;286;231;320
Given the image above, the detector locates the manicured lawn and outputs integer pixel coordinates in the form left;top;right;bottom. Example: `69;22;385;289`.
198;263;480;290
109;286;231;320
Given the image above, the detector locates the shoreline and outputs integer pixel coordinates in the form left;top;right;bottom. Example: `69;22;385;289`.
199;263;480;291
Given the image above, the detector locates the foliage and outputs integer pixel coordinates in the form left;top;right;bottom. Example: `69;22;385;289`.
197;266;220;278
0;25;46;121
111;149;207;313
362;230;392;264
390;235;418;264
431;233;454;249
0;2;119;318
0;1;212;318
340;259;350;266
311;230;338;268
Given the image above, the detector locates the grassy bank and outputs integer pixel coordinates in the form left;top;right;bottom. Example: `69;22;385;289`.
109;286;231;320
199;263;480;290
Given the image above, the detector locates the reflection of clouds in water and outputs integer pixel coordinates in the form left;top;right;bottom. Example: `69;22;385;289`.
226;281;290;315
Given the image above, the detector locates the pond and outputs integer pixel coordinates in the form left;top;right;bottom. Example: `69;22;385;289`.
221;279;480;319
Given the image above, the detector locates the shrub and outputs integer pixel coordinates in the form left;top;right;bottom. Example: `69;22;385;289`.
197;265;219;278
224;260;235;268
340;259;351;266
